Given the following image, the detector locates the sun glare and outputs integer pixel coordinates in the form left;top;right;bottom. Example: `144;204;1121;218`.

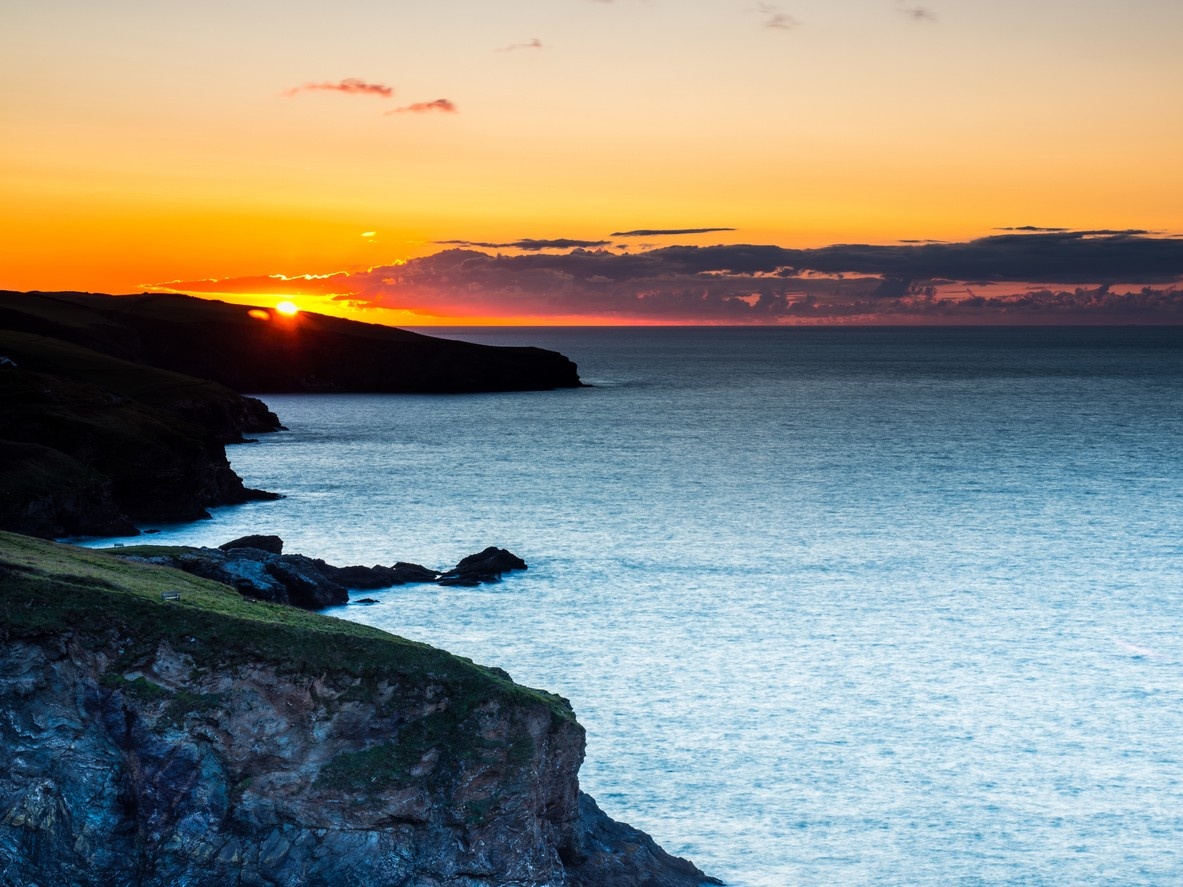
275;300;300;316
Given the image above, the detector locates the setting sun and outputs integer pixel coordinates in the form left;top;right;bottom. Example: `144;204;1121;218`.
275;300;299;316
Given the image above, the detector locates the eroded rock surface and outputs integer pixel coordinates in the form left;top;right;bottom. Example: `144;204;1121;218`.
0;536;718;887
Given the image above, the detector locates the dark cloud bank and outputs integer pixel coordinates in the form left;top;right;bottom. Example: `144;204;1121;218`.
171;231;1183;323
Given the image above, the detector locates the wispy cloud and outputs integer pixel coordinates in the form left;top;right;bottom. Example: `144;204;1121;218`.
613;227;736;237
896;1;937;22
283;78;394;98
497;38;544;52
436;238;611;250
756;3;800;30
996;226;1069;233
386;99;457;114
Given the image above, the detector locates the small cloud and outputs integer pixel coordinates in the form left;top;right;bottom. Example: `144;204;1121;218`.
361;231;377;238
756;3;800;30
435;237;611;250
386;99;457;114
283;78;394;98
896;2;937;21
497;38;545;52
612;227;736;237
996;226;1070;233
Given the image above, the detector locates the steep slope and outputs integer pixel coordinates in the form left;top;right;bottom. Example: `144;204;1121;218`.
0;331;281;538
0;532;717;887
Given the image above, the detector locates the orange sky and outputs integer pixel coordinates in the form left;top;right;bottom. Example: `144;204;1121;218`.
2;1;1181;324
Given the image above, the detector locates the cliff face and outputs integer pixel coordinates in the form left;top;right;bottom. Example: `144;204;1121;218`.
0;533;715;887
0;330;281;538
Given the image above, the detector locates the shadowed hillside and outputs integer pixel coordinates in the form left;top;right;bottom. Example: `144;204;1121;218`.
0;331;281;538
0;291;582;392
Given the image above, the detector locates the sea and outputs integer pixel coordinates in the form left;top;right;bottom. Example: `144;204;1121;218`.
81;326;1183;886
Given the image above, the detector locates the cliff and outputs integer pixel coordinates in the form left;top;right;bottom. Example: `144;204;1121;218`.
0;291;582;393
0;532;717;887
0;331;282;539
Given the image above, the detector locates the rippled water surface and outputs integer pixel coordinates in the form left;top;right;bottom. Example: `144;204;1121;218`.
91;327;1183;886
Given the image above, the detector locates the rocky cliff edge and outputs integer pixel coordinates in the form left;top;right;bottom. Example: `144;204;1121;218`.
0;532;718;887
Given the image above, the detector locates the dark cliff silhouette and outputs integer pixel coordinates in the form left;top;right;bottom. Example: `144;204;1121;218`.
0;291;582;393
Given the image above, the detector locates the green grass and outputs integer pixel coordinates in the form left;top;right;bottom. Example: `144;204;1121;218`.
0;531;575;725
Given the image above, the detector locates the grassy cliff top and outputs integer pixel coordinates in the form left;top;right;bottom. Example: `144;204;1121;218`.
0;531;575;724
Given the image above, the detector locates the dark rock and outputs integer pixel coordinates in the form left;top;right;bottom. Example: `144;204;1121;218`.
320;561;443;589
327;564;404;589
352;597;379;605
436;575;484;588
453;546;529;573
266;555;348;609
437;546;528;585
567;793;723;887
219;534;284;555
394;561;443;583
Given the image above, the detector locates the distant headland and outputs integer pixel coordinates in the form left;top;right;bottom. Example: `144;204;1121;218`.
0;291;581;538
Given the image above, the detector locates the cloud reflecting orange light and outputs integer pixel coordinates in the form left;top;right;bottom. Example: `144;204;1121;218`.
143;229;1183;326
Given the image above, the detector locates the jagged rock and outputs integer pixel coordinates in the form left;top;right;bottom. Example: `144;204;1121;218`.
266;554;348;609
322;561;440;589
219;534;284;555
569;793;724;887
438;546;528;586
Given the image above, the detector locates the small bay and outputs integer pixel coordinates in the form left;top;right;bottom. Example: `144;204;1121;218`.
88;326;1183;886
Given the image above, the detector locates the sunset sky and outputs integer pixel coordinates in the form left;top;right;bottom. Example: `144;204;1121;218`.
3;0;1182;324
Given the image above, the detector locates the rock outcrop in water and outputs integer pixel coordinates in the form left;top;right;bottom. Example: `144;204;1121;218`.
0;532;718;886
113;540;531;610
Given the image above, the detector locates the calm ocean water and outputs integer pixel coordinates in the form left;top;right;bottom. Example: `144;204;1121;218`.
86;327;1183;886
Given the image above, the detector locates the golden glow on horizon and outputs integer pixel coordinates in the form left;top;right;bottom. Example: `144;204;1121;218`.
1;1;1179;322
275;300;300;316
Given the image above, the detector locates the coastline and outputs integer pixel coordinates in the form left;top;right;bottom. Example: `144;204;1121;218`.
0;299;720;885
0;530;719;887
